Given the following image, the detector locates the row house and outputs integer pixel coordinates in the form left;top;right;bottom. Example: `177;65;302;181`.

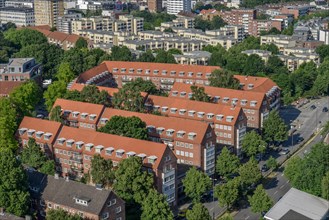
53;99;105;130
98;108;217;176
145;95;247;156
169;82;269;129
17;117;178;206
74;62;113;86
0;81;23;97
17;117;62;158
27;170;125;220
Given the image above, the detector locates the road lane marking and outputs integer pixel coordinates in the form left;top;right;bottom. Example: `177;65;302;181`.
245;216;250;220
280;185;285;189
274;191;278;195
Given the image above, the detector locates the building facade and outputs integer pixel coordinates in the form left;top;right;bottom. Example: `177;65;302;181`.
0;58;41;82
34;0;64;27
166;0;191;15
0;7;34;26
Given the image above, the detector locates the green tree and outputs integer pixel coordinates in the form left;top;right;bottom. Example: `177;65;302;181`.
114;156;153;204
243;54;266;75
44;81;67;111
262;111;288;143
90;155;114;186
182;167;212;203
98;115;148;140
168;48;183;55
5;28;47;48
75;37;88;49
282;24;294;36
122;78;161;95
225;53;248;73
0;98;18;151
49;105;63;123
208;51;227;67
248;185;273;214
10;80;42;115
209;69;240;89
214;178;240;209
266;156;278;170
311;70;329;96
315;45;329;62
0;149;30;216
155;50;176;63
238;158;262;189
194;17;211;31
39;160;55;175
80;85;110;105
190;86;210;102
56;62;76;84
112;87;145;112
260;43;279;54
111;46;133;61
242;131;266;157
141;189;174;220
321;172;329;200
266;55;288;74
186;203;211;220
138;50;155;62
21;138;47;168
210;16;226;29
216;147;240;180
46;209;82;220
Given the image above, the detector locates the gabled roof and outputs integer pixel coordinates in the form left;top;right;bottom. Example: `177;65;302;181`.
0;81;23;96
64;34;80;44
146;95;243;125
18;117;62;144
99;108;211;144
169;82;266;110
54;126;168;169
48;31;69;42
76;62;108;84
234;75;279;93
69;83;119;97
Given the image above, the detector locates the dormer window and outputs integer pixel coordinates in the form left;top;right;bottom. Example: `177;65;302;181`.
156;127;165;135
75;141;84;150
112;68;118;73
226;116;234;122
179;109;186;115
27;129;35;137
121;68;126;73
44;133;52;140
153;70;159;75
100;118;108;125
213;96;220;103
89;114;96;121
197;112;205;118
162;70;167;75
188;72;193;77
153;105;160;111
147;125;155;133
57;138;65;145
232;98;238;104
241;99;247;106
126;151;136;157
137;69;142;74
95;145;103;153
223;97;229;103
148;155;157;164
19;128;27;135
188;132;197;140
72;111;79;118
205;73;211;78
216;114;224;121
248;84;254;89
129;68;134;73
177;130;185;138
137;153;146;160
166;129;175;136
162;106;168;112
35;131;44;139
66;139;74;147
207;113;214;119
170;71;176;76
105;147;114;155
188;93;193;99
180;92;186;97
188;110;195;117
197;72;202;77
81;113;88;119
179;71;184;76
85;143;94;151
75;197;90;206
116;149;124;158
145;69;150;74
172;91;178;96
170;108;177;114
250;101;257;107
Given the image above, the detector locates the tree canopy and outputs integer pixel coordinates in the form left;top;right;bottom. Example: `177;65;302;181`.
90;155;114;186
190;86;211;102
209;69;240;89
0;98;18;151
216;147;240;180
238;158;262;189
248;185;273;214
186;203;211;220
242;131;266;157
46;209;82;220
214;177;240;209
262;111;288;143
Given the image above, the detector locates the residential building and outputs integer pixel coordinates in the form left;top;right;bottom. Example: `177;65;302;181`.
199;9;221;21
242;49;272;62
168;82;269;129
280;5;311;19
57;13;82;34
5;0;33;8
260;35;297;52
234;75;281;110
145;95;247;156
0;7;34;26
0;81;23;97
34;0;64;27
220;9;256;35
0;0;5;7
173;51;211;65
278;55;319;71
69;83;119;97
52;98;105;131
26;169;126;220
160;17;194;30
17;116;63;158
148;0;162;12
167;0;191;15
264;188;329;220
248;19;272;36
273;14;294;29
98;108;216;176
319;29;329;44
18;117;178;206
0;58;42;82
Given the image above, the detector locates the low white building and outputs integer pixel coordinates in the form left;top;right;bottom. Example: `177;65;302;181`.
167;0;191;15
0;7;34;26
319;29;329;45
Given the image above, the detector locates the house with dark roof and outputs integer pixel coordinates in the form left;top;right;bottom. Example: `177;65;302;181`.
26;169;125;220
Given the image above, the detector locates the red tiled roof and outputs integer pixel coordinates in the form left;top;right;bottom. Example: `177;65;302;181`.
146;95;243;126
76;63;108;84
54;125;168;169
169;82;266;110
53;99;105;124
99;108;211;145
48;31;69;42
234;75;279;93
65;34;80;44
200;9;217;14
18;117;62;145
0;81;23;96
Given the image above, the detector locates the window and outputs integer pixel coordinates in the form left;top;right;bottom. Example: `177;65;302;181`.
107;199;116;207
102;212;109;219
172;91;178;96
207;113;214;119
47;203;52;208
197;112;205;118
179;109;186;115
170;108;177;114
166;129;174;136
115;206;122;214
189;152;193;158
116;150;124;158
176;150;180;155
188;111;195;117
148;156;157;164
180;92;186;97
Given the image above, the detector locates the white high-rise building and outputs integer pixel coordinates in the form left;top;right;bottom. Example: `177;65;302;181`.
319;30;329;45
167;0;191;15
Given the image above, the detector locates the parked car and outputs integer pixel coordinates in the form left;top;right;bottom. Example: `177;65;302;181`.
310;105;316;110
255;154;262;162
280;149;290;155
297;137;304;143
323;107;328;112
261;164;269;172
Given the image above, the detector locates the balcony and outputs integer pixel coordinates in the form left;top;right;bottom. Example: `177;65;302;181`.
121;77;132;82
160;79;174;85
70;157;82;164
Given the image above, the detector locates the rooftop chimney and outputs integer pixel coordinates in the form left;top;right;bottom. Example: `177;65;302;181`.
54;173;59;179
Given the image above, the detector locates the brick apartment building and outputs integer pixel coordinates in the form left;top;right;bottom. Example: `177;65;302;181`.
98;108;217;176
17;117;178;206
220;9;257;35
168;82;269;129
27;169;125;220
145;95;247;156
